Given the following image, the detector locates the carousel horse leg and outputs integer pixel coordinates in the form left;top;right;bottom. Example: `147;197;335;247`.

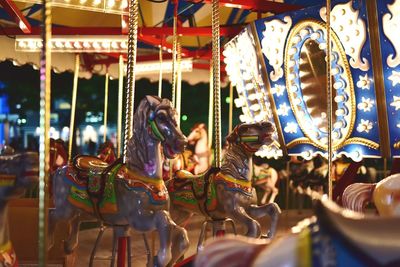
197;220;209;252
230;208;261;238
110;231;118;267
89;224;106;267
142;233;152;267
247;203;281;239
170;224;189;265
153;211;174;267
269;187;279;204
260;187;272;205
64;213;81;254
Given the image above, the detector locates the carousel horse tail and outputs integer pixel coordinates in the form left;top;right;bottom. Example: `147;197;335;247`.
342;183;376;213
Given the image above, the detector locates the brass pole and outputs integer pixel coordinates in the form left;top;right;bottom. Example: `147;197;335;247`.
123;0;139;162
228;83;233;133
117;55;124;157
38;0;51;263
68;54;80;162
212;0;221;168
326;0;333;199
158;45;163;98
208;63;213;149
103;72;109;143
171;2;178;107
176;41;182;127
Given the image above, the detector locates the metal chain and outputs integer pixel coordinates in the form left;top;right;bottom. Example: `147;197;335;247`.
123;0;139;162
171;3;178;108
326;0;333;199
176;40;182;127
38;0;52;263
158;45;163;98
212;0;221;168
117;55;124;157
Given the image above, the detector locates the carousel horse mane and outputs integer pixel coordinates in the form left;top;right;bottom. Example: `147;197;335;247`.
126;95;174;171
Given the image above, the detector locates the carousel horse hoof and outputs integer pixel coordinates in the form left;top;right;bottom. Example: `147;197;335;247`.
63;240;77;255
261;231;272;239
153;256;162;267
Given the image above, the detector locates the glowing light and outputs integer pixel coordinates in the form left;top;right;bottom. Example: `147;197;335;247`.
225;97;231;104
182;115;188;121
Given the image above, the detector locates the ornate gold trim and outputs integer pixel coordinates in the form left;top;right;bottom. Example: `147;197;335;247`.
284;19;356;151
251;23;288;156
287;137;379;150
394;142;400;150
343;138;380;150
286;137;311;149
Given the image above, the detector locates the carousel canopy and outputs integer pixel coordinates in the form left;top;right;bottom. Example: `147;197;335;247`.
0;0;320;83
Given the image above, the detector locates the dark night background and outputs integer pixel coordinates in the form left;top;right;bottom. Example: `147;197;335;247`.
0;60;241;139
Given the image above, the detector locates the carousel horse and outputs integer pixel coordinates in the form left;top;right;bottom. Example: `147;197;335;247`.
49;96;189;267
186;123;210;174
167;122;281;240
195;196;400;267
0;146;39;267
252;163;279;204
162;123;210;180
342;173;400;216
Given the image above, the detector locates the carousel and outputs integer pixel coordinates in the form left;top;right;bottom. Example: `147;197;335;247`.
0;0;399;266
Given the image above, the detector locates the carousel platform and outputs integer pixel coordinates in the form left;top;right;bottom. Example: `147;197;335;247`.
72;209;313;267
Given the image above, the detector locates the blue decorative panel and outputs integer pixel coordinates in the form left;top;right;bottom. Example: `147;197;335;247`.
376;0;400;158
251;0;382;161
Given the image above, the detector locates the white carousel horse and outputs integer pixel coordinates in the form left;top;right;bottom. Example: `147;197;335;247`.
342;173;400;216
195;196;400;267
186;123;210;174
253;163;279;204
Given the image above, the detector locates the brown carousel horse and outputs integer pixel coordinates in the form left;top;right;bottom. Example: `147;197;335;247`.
0;146;38;267
167;122;281;244
49;96;189;267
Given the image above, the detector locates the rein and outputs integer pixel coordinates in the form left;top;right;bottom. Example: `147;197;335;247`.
148;111;165;142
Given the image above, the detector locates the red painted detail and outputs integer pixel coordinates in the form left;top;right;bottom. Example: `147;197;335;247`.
173;254;196;267
186;0;303;13
117;237;128;267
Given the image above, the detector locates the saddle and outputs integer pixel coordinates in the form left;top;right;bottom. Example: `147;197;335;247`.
315;199;400;266
73;155;110;173
71;155;121;200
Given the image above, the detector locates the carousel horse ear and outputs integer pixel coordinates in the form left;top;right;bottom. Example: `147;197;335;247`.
226;125;239;143
145;95;161;109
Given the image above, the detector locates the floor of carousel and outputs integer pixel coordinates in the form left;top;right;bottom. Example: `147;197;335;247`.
67;209;313;267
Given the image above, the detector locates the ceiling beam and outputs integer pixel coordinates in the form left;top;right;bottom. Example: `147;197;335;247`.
0;0;31;33
186;0;302;13
2;26;241;37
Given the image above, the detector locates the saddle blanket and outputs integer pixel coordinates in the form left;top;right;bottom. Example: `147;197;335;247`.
66;164;120;214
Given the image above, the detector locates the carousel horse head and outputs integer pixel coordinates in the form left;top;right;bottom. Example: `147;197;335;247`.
50;138;68;174
187;123;207;146
226;121;275;153
97;140;117;164
130;95;187;160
